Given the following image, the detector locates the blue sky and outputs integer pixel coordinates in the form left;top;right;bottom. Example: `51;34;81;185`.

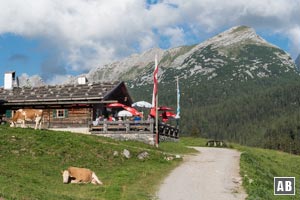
0;0;299;85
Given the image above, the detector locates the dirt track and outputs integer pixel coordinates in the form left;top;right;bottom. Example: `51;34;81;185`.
157;147;247;200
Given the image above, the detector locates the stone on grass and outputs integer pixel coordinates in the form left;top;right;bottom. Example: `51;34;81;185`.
122;149;131;159
113;151;119;157
164;156;174;161
137;151;149;160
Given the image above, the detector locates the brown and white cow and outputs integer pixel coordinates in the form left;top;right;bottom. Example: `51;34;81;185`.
10;109;43;130
62;166;103;185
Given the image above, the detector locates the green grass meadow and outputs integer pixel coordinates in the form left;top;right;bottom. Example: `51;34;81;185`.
1;125;300;200
235;145;300;200
0;125;194;200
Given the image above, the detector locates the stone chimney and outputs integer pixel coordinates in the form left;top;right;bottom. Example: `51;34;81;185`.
4;71;18;90
78;76;87;85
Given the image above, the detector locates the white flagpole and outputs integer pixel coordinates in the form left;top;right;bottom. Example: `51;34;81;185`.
155;56;159;147
175;76;180;129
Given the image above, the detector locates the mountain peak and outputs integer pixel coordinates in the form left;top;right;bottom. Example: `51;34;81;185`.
201;25;272;49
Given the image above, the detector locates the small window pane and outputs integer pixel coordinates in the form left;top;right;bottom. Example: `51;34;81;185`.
57;110;65;118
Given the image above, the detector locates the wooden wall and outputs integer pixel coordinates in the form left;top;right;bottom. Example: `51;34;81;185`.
43;107;92;128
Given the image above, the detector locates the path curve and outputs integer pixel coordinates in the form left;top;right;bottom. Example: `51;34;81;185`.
157;147;247;200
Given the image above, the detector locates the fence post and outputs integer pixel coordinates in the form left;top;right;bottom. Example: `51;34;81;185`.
150;119;154;133
125;122;129;133
103;122;107;133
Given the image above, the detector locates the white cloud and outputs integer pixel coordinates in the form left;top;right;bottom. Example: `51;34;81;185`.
169;0;300;56
0;0;299;83
0;0;163;71
287;26;300;56
139;34;157;52
47;74;73;86
162;27;185;47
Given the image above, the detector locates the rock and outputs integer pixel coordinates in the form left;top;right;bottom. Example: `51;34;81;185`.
122;149;131;159
137;151;149;160
232;177;242;184
164;156;174;161
113;151;119;157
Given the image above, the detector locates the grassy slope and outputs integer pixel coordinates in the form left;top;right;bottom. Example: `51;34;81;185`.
235;145;300;200
0;126;195;200
1;126;300;200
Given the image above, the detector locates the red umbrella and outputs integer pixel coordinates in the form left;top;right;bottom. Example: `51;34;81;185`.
106;103;126;108
124;106;142;116
160;111;176;123
158;106;173;111
160;111;176;118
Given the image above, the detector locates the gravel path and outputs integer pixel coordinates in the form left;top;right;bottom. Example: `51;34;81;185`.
157;147;247;200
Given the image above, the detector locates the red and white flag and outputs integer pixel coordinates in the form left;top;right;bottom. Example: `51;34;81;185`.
150;55;158;117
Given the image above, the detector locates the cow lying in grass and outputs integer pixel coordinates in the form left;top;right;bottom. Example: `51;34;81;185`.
10;109;43;130
62;167;103;185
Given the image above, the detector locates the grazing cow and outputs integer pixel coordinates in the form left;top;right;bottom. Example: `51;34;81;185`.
62;167;103;185
10;109;43;130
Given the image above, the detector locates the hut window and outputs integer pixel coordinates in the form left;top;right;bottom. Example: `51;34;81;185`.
54;109;68;118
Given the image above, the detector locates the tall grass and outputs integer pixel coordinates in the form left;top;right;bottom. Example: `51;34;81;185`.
234;145;300;200
0;126;193;200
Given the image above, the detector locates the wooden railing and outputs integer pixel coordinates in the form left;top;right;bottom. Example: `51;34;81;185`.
158;122;179;139
90;120;179;139
90;120;154;134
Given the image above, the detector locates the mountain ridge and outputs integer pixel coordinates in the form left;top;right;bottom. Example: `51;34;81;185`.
84;25;297;86
15;25;297;88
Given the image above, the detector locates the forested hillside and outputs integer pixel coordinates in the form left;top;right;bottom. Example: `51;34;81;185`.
129;73;300;154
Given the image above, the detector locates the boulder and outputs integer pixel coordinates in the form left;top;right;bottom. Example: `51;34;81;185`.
137;151;149;160
122;149;131;159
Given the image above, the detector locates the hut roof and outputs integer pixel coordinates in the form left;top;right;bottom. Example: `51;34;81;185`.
0;81;133;106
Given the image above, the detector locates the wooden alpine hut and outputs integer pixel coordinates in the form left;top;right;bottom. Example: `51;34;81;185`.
0;72;133;130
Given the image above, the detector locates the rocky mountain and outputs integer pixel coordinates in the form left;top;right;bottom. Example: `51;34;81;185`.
121;26;298;106
27;25;297;89
71;26;296;89
296;54;300;71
